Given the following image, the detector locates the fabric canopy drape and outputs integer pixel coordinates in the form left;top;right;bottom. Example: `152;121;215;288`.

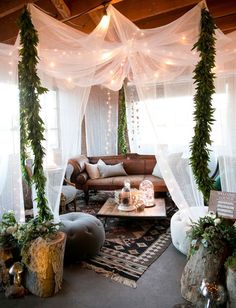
1;1;236;221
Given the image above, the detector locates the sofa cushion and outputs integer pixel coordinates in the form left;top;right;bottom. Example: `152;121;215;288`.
98;162;127;178
112;175;145;188
85;159;105;179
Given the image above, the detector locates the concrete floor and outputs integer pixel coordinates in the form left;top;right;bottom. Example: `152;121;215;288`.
0;244;188;308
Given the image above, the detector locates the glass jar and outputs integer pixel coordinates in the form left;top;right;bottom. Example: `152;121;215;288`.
120;179;131;207
139;180;154;207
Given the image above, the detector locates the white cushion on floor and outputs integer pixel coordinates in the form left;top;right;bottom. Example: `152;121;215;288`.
170;206;208;255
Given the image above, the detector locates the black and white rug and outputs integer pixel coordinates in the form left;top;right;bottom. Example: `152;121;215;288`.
70;191;177;287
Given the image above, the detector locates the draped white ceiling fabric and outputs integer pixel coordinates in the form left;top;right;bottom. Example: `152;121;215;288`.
0;1;236;221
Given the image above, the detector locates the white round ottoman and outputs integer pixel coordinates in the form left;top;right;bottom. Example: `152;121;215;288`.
170;206;208;255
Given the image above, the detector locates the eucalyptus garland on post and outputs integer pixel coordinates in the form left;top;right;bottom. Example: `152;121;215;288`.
18;7;52;222
190;8;216;203
118;85;128;154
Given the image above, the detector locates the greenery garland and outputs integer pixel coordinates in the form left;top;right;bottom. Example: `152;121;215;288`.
18;7;52;222
188;213;236;257
118;85;128;154
190;8;216;203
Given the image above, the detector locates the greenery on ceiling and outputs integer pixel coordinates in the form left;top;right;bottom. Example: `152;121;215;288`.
118;85;128;154
190;8;216;203
18;7;52;222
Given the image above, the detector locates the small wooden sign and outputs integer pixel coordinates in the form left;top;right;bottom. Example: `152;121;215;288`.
209;191;236;220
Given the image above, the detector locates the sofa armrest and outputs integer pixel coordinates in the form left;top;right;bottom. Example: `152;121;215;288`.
76;172;88;185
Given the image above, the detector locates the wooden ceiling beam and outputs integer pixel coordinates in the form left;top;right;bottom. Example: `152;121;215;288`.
207;0;236;18
50;0;71;18
134;5;195;29
113;0;200;22
0;0;39;18
214;14;236;33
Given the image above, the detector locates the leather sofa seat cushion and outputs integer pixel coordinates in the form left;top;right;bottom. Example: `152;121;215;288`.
85;177;114;189
112;175;145;188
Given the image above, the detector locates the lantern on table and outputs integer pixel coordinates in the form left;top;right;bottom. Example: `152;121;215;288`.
139;180;154;207
118;179;136;211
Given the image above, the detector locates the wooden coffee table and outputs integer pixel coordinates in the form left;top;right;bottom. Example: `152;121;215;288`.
97;198;166;220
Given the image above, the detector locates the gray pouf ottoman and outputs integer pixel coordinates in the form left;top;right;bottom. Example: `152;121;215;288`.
60;212;105;263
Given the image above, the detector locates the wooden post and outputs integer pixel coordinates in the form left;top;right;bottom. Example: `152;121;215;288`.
181;243;227;305
23;232;66;297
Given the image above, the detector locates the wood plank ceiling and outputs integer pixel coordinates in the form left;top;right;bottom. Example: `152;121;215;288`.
0;0;236;45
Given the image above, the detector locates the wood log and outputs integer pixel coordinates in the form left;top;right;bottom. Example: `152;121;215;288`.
226;267;236;307
23;232;66;297
181;244;227;305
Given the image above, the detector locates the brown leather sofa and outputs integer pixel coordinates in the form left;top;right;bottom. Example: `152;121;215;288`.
68;153;168;203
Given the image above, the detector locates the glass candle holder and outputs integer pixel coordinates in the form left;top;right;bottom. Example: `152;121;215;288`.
139;180;154;207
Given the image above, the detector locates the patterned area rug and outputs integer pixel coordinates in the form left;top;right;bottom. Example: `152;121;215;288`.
69;191;177;287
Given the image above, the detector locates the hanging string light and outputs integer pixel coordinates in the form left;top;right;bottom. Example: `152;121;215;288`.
129;86;140;149
105;89;112;154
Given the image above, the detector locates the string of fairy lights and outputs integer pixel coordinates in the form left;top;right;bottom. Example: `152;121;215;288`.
105;89;112;154
129;86;141;150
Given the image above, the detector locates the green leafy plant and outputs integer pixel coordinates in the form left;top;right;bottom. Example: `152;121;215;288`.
118;86;128;154
0;211;18;249
18;7;52;222
190;8;216;203
13;217;60;250
225;250;236;271
188;212;236;258
0;212;60;254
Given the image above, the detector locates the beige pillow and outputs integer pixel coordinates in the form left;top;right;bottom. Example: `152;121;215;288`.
98;162;127;178
85;159;105;179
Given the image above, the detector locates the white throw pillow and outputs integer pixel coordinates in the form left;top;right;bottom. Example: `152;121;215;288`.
98;162;127;178
85;159;105;179
152;152;183;178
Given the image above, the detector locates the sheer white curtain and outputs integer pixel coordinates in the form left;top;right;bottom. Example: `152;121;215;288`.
85;86;118;156
214;32;236;192
35;84;90;221
125;83;203;209
110;3;205;209
0;44;25;222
